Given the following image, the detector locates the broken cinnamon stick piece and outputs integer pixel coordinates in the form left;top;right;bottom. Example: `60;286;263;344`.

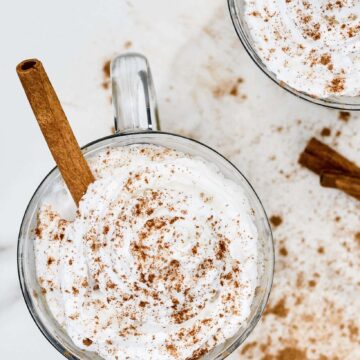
303;138;360;176
320;170;360;201
298;151;333;176
16;59;95;205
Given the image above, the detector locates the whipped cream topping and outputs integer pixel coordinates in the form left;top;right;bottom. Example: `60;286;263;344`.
34;144;258;360
244;0;360;98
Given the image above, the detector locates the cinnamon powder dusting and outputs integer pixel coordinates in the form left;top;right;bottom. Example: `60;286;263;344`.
338;111;351;122
101;59;111;89
82;338;93;347
328;77;345;93
264;298;289;318
320;127;331;137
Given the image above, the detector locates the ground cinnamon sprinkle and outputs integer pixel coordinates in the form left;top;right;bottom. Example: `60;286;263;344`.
319;54;331;66
354;232;360;247
328;77;345;93
338;111;351;122
35;226;42;238
348;322;359;340
279;247;288;256
317;246;325;254
72;287;79;295
264;298;289;318
124;40;132;49
34;146;261;359
82;338;93;347
276;347;307;360
320;127;331;137
270;215;283;227
216;239;227;260
230;84;238;96
241;341;258;354
304;23;321;41
101;59;111;89
166;344;177;356
103;60;110;79
186;347;208;360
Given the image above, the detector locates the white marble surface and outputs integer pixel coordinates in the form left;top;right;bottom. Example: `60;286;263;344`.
1;0;360;359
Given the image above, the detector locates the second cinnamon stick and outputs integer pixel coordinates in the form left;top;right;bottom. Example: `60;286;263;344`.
303;138;360;176
320;170;360;201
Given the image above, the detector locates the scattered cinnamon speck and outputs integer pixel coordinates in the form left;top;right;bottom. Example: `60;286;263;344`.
35;226;42;238
265;298;289;318
82;338;93;347
328;77;345;93
270;215;283;227
72;287;79;295
354;232;360;247
320;54;331;66
348;322;359;340
279;247;288;256
320;127;331;137
188;347;208;360
230;85;238;96
276;346;307;360
241;341;258;355
338;111;351;122
213;78;245;99
103;60;111;79
317;246;325;254
124;41;132;49
139;301;149;308
166;344;177;356
101;59;111;90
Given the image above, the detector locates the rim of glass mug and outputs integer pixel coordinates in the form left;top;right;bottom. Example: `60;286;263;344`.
228;0;360;111
18;53;274;360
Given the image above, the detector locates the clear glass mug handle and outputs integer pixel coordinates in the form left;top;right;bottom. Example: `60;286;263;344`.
111;53;160;133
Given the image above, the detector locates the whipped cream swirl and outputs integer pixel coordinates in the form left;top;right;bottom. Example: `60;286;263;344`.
35;144;258;360
244;0;360;97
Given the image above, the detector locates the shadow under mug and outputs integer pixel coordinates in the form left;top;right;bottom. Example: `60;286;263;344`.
18;53;274;360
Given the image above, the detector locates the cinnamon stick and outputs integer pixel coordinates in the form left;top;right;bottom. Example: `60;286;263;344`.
302;137;360;176
16;59;95;205
320;170;360;201
298;151;332;176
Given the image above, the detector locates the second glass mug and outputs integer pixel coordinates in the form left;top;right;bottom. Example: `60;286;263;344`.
18;53;274;359
228;0;360;110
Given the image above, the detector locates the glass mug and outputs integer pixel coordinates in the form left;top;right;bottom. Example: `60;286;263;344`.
18;53;274;360
228;0;360;111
